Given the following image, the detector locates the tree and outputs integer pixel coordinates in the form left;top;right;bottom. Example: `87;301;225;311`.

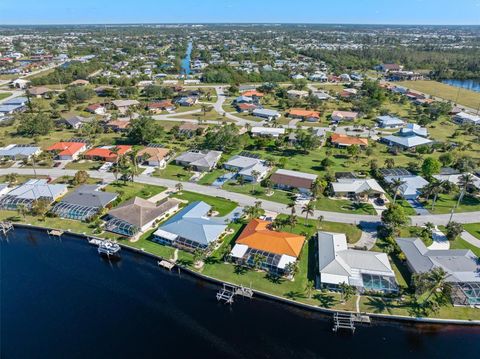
381;203;408;232
30;199;50;219
384;158;395;169
456;174;475;208
305;280;315;299
175;183;183;192
251;253;266;270
16;203;28;219
287;214;298;231
413;267;452;311
193;248;206;264
339;282;356;303
127;115;164;145
72;170;90;186
250;170;260;192
203;123;240;153
5;173;18;186
301;201;315;225
445;221;463;241
421;157;441;178
60;86;95;104
390;178;406;204
16;112;54;136
264;178;273;195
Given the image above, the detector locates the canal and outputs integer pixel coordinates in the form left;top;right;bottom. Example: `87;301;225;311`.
180;42;193;76
442;79;480;93
1;228;480;359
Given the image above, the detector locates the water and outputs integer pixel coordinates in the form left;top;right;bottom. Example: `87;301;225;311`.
2;228;480;359
180;42;192;76
441;79;480;93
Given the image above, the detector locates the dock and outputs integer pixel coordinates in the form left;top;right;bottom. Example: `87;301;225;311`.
158;260;175;270
48;229;64;237
332;312;355;333
97;240;121;256
216;283;253;304
0;222;14;235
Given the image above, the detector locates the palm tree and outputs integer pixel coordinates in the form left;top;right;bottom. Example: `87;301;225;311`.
129;148;140;181
175;183;183;193
304;280;315;299
384;158;395;169
414;267;452;305
456;174;474;208
264;178;273;195
310;178;324;200
250;170;260;192
430;180;448;211
287;201;296;215
390;178;406;204
339;282;356;303
316;215;324;230
287;214;298;231
16;203;28;219
5;173;18;186
301;201;315;225
251;253;266;270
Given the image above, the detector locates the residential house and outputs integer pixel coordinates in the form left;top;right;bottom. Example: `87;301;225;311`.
146;100;175;113
330;133;368;148
399;123;428;137
64;115;93;129
396;237;480;306
318;231;397;293
453;112;480;126
224;155;270;182
153;201;227;250
27;86;52;98
251;127;285;138
111;99;140;114
175;96;198;107
0;144;41;160
230;219;306;276
51;185;117;221
175;150;222;172
236;103;258;113
11;79;30;89
331;178;385;199
384;174;429;200
287;89;309;99
381;134;432;150
86;103;106;115
433;172;480;191
251;108;281;121
137;147;170;168
287;108;320;122
376;115;405;129
46;141;87;160
106;119;130;132
83;145;132;162
331;111;358;123
339;88;358;98
0;179;68;210
70;79;90;86
105;197;181;237
270;169;317;194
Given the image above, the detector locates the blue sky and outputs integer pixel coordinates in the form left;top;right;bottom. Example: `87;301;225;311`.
1;0;479;25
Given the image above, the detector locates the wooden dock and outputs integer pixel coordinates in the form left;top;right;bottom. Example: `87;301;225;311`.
48;229;64;237
333;312;355;333
216;283;254;304
158;260;175;270
0;222;14;236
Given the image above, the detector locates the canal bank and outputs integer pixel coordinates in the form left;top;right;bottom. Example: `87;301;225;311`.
4;223;480;327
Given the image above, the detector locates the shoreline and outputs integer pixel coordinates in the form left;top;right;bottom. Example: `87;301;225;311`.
8;222;480;327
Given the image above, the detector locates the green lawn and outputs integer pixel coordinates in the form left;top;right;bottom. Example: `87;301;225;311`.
0;92;12;101
315;197;376;215
105;181;166;202
197;168;226;185
153;164;192;181
450;237;480;257
223;181;294;205
172;190;238;216
463;223;480;240
65;160;102;171
421;193;480;214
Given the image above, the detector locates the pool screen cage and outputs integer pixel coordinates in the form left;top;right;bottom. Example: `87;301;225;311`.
104;217;139;237
0;195;35;210
451;282;480;306
244;248;283;273
361;273;399;293
51;202;99;221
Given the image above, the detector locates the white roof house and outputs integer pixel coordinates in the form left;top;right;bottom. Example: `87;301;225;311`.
251;108;281;120
331;178;385;196
399;123;428;137
376;115;405;129
0;144;41;160
453;111;480;125
223;155;270;182
382;134;432;149
251;127;285;138
433;173;480;190
175;150;222;172
384;175;429;200
317;232;397;293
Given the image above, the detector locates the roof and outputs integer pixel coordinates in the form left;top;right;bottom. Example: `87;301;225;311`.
60;185;117;208
287;108;320;118
384;175;429;197
331;133;368;146
396;238;480;283
46;142;85;156
433;173;480;190
270;169;317;189
332;178;385;194
155;201;227;246
3;97;28;105
175;150;222;168
109;197;180;228
251;127;285;135
252;108;280;117
28;86;52;96
65;115;92;127
332;110;358;119
236;219;305;258
224;155;270;177
376;115;405;126
137;147;170;160
318;231;395;285
383;134;432;148
400;123;428;137
7;179;67;200
84;145;132;159
242;90;264;97
0;144;40;157
111;99;139;108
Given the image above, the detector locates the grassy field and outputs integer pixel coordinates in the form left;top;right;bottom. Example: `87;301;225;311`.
396;80;480;109
172;190;238;216
197;168;225;185
0;92;12;101
105;181;166;202
463;223;480;240
421;193;480;215
153;163;192;181
65;160;102;171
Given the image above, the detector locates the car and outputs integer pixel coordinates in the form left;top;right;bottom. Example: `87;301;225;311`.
53;162;61;167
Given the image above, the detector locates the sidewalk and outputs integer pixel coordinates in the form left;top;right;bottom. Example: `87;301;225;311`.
460;231;480;248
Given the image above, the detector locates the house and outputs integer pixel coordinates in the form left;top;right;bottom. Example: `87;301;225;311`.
0;97;28;115
233;95;254;104
331;111;358;123
230;219;306;276
396;237;480;306
330;133;368;148
399;123;428;137
384;174;429;200
236;103;258;113
377;63;403;73
0;184;13;197
86;103;106;115
251;127;285;138
242;90;264;98
105;197;181;237
270;169;317;194
111;99;140;113
0;144;41;160
146;100;175;113
331;178;385;199
175;96;198;107
51;185;117;221
46;141;87;161
137;147;170;168
64;115;93;129
381;134;432;150
376;115;405;129
153;201;227;250
453;112;480;126
339;88;358;98
287;89;309;99
224;155;270;182
287;108;320;122
0;179;68;210
70;79;90;86
175;150;222;172
83;145;132;162
106;119;130;132
178;123;206;137
318;231;397;293
11;79;30;89
433;173;480;191
27;86;52;98
251;108;281;121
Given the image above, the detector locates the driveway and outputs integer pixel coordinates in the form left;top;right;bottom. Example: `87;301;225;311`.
406;199;430;216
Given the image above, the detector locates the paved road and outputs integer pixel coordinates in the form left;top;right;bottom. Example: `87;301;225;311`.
2;167;479;226
0;90;25;103
461;231;480;248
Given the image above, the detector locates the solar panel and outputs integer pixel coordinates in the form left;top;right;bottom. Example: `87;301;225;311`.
239;151;260;159
147;143;165;148
380;168;411;177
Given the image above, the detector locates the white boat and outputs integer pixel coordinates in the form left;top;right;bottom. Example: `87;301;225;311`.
97;241;121;256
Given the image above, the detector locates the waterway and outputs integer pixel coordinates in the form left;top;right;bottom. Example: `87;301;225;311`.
180;42;192;76
2;228;480;359
442;79;480;93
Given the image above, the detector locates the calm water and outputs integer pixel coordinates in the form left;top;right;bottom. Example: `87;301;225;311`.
2;229;480;359
180;42;192;76
442;79;480;93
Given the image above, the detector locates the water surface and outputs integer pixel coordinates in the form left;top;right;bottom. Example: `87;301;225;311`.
441;79;480;93
2;229;480;359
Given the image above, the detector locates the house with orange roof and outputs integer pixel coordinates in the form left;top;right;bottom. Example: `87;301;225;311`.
330;133;368;148
242;90;264;98
46;141;87;160
83;145;132;162
230;219;306;276
287;108;320;122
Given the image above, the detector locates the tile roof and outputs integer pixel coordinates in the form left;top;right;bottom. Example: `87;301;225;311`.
46;142;85;156
331;133;368;146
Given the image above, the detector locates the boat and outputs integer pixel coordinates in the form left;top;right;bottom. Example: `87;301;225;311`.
97;240;121;256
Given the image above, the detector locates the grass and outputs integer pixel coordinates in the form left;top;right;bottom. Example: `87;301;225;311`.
0;92;12;101
197;168;226;185
421;193;480;215
65;160;102;171
396;80;480;109
463;223;480;240
153;164;192;181
105;181;166;202
315;197;376;215
223;181;294;205
172;190;237;217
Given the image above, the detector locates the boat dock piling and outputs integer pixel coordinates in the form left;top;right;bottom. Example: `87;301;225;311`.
158;260;175;270
333;312;356;333
0;222;14;236
216;283;254;304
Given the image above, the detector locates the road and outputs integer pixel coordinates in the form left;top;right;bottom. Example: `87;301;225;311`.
1;167;479;226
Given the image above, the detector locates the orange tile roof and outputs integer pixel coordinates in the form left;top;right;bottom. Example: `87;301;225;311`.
242;90;264;97
84;145;132;160
46;142;85;156
287;108;320;118
236;219;305;258
331;133;368;146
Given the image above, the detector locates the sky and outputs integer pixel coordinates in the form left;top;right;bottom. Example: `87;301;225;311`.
0;0;479;25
